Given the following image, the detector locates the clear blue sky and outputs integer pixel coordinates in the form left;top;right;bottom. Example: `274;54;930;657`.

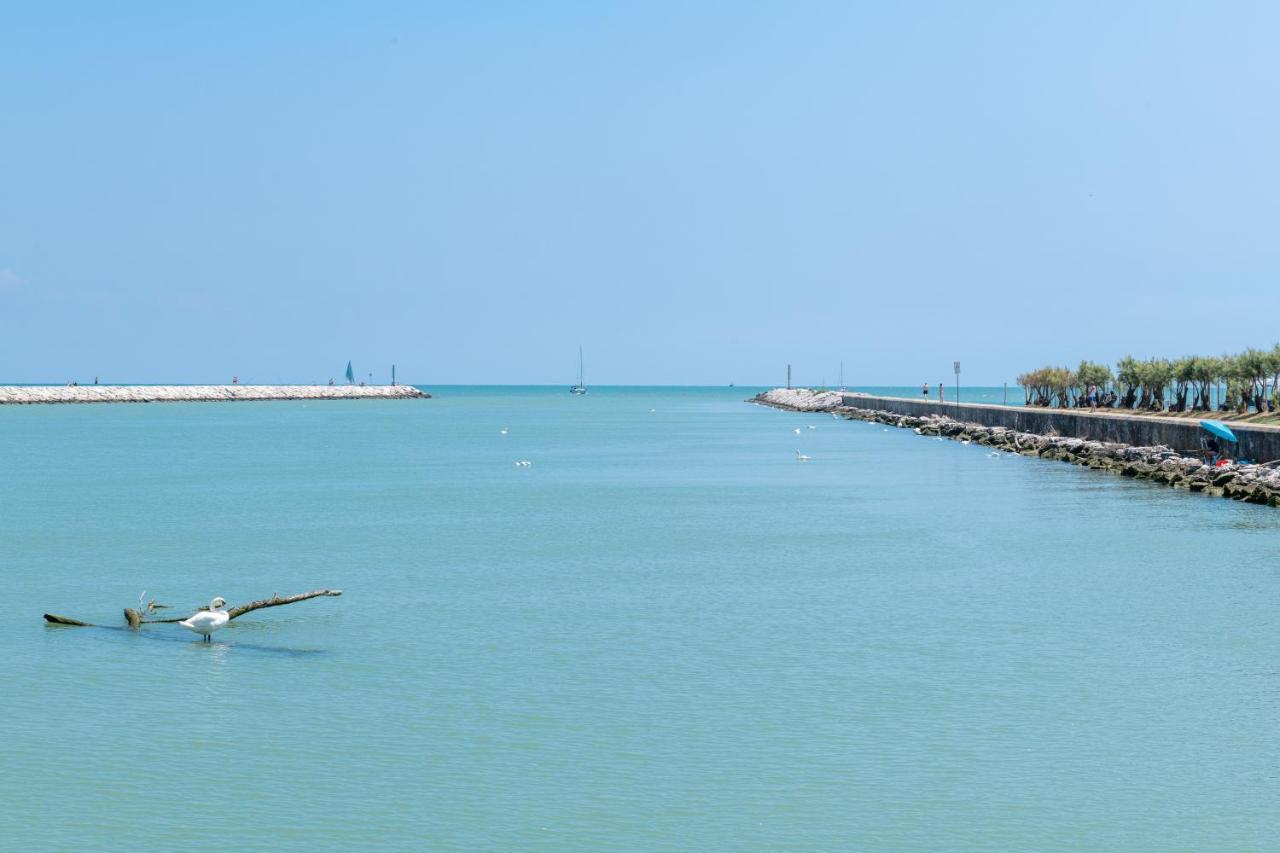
2;2;1277;385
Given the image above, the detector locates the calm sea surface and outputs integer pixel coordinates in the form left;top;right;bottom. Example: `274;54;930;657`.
4;386;1278;850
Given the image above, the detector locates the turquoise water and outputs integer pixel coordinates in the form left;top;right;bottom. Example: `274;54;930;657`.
4;386;1279;850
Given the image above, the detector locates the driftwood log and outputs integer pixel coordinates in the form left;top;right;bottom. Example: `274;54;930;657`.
44;588;343;629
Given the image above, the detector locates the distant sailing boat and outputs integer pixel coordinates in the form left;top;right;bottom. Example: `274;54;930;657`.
570;345;587;395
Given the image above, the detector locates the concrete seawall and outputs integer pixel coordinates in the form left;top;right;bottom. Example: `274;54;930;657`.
0;385;430;405
755;388;1280;507
841;393;1280;463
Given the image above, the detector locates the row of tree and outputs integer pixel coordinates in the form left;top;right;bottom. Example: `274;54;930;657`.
1017;346;1280;413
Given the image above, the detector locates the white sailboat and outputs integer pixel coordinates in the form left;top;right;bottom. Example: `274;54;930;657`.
570;345;587;395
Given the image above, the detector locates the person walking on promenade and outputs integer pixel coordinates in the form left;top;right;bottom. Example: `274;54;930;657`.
923;382;929;398
939;383;945;404
1088;384;1098;411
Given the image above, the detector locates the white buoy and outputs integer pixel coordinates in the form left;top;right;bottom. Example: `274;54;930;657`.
180;597;230;643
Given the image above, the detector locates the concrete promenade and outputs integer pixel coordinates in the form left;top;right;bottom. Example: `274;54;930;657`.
839;393;1280;462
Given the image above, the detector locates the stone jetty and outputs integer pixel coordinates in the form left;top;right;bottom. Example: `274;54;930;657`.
755;388;1280;508
0;384;430;405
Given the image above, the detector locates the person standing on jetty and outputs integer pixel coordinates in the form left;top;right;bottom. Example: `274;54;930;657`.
922;382;929;398
939;383;944;404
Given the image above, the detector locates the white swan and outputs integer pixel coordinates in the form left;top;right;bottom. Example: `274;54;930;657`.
793;428;801;435
795;450;812;461
180;597;229;643
807;425;816;430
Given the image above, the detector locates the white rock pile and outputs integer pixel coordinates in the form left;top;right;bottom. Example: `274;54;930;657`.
0;385;430;405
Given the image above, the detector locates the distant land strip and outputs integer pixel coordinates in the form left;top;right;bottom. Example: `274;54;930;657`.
0;385;430;405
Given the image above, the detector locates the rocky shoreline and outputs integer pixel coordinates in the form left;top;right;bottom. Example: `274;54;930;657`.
0;384;430;405
755;388;1280;508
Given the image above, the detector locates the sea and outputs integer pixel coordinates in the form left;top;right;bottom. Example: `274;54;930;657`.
3;386;1278;850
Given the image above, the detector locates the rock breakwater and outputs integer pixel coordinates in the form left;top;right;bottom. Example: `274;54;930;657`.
0;385;430;405
755;388;1280;507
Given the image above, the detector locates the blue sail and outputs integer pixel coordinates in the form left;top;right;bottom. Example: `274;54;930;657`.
345;361;354;383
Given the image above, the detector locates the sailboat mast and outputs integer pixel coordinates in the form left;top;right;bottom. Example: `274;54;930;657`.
578;345;584;387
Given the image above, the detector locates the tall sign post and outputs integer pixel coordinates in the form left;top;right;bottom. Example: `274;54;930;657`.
954;361;961;418
787;364;792;390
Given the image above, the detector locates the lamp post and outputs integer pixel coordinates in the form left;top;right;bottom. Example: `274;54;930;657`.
954;361;961;418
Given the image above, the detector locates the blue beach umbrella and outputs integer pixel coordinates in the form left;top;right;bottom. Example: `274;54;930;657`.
1199;420;1237;444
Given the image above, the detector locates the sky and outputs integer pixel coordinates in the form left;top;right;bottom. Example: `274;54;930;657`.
2;1;1278;386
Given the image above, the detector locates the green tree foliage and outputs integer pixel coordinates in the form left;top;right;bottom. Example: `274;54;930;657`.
1020;345;1280;414
1016;366;1076;408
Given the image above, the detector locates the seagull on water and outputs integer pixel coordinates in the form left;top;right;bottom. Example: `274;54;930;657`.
180;597;229;643
793;428;801;435
499;428;508;435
